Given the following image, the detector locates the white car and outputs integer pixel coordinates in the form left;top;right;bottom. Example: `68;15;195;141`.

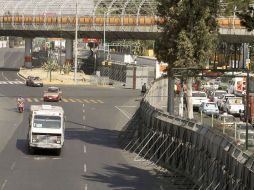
210;90;227;103
191;91;209;109
217;94;236;110
222;97;244;115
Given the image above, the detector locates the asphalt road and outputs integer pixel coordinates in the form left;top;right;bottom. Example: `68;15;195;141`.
0;71;165;190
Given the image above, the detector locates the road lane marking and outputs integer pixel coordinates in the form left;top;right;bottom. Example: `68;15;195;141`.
83;99;90;103
97;100;104;103
76;98;83;103
33;98;39;102
115;106;131;119
69;98;76;102
62;98;68;102
1;179;7;190
8;81;13;84
26;98;32;102
84;164;87;173
160;185;165;190
90;99;97;104
84;145;86;153
10;161;16;170
1;72;8;81
85;184;87;190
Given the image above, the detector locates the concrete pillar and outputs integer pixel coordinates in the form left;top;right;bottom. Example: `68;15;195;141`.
8;36;15;48
24;38;33;68
65;39;73;64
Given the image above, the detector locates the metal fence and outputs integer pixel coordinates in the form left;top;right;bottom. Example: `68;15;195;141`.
120;76;254;189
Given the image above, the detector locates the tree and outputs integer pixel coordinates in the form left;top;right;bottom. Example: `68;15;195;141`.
237;6;254;31
155;0;219;119
42;58;59;82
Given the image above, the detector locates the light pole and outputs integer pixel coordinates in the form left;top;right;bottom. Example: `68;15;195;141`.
103;12;106;60
74;0;78;83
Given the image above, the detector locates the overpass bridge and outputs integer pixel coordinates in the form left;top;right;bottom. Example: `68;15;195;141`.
0;0;253;67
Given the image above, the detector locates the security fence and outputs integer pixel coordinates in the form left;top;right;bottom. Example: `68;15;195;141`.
120;76;254;189
97;61;155;89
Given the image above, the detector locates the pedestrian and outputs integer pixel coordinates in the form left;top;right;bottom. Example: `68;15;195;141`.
141;83;146;95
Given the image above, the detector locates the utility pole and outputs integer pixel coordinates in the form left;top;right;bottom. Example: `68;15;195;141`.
246;69;250;150
74;0;78;83
167;67;174;114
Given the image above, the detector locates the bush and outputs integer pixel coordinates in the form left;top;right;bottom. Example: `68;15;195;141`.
42;59;59;72
63;64;72;74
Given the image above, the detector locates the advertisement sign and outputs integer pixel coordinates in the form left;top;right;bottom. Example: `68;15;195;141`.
83;38;101;43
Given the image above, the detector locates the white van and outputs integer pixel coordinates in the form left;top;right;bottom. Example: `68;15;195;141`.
27;105;65;155
227;77;246;96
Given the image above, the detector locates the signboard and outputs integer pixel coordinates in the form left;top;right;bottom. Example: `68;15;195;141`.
83;38;101;43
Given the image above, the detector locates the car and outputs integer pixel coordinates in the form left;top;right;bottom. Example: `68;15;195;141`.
26;76;43;87
217;93;236;110
209;90;227;103
43;87;62;102
222;97;244;115
187;91;209;110
199;102;219;117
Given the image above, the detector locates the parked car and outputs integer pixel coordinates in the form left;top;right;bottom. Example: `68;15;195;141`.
199;102;219;117
222;97;244;115
43;87;62;102
187;91;209;110
217;93;236;110
224;122;254;146
209;90;227;103
26;76;43;87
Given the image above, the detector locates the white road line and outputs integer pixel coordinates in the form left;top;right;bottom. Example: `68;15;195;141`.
114;106;131;119
97;100;104;103
117;105;138;107
1;72;8;81
84;164;87;173
84;145;86;153
83;99;90;103
83;115;86;121
90;99;97;104
1;179;7;190
10;161;16;170
8;81;13;84
160;185;165;190
83;104;85;108
85;184;87;190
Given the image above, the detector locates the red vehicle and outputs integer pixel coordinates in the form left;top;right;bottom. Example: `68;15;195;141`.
43;87;62;102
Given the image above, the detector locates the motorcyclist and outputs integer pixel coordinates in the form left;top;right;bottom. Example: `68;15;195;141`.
17;96;25;112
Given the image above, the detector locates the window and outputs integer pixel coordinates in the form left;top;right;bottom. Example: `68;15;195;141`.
33;115;61;129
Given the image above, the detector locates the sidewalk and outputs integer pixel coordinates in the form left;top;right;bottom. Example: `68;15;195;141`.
19;67;91;85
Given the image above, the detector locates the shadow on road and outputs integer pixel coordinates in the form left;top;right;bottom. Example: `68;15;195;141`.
65;124;120;149
83;163;158;190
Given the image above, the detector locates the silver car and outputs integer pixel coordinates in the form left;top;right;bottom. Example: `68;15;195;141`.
199;102;219;117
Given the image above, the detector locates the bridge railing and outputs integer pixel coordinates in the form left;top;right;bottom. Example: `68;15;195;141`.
0;14;246;30
121;76;254;189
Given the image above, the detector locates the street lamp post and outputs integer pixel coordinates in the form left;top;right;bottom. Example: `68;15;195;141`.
74;0;78;83
103;12;106;56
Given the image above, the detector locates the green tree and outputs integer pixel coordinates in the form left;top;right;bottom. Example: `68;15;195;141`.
155;0;219;118
42;58;59;82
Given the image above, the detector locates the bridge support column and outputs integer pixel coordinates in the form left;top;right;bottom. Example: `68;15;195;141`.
24;38;33;68
8;37;15;48
65;39;73;65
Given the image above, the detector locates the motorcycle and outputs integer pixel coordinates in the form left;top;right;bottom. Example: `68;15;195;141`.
17;101;24;113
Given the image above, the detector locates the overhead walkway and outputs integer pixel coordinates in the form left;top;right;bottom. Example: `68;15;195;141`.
0;0;252;41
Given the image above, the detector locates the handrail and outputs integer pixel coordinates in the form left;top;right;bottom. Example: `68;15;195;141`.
0;15;245;28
